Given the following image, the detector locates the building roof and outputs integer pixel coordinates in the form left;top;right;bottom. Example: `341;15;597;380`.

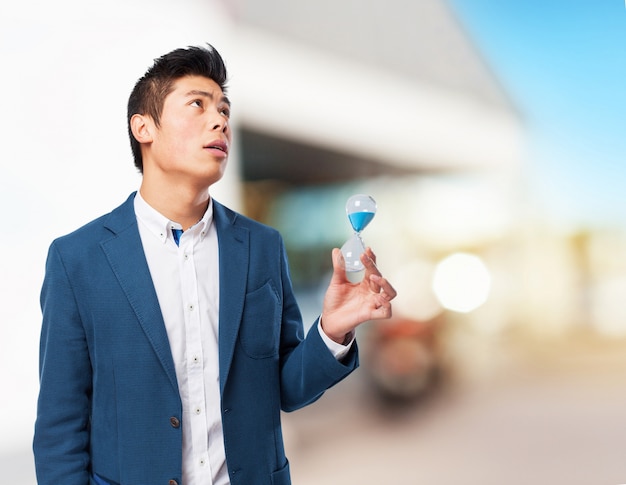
220;0;524;182
231;0;516;113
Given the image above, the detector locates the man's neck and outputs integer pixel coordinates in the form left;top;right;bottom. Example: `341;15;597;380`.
139;179;210;230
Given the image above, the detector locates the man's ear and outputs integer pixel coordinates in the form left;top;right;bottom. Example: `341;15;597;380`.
130;114;154;144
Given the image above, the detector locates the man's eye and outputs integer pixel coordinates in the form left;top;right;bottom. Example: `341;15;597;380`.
220;107;231;118
191;100;203;108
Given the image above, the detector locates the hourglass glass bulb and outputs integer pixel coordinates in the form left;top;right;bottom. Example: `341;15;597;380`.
346;194;377;233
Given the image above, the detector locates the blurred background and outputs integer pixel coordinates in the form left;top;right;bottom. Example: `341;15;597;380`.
2;0;626;483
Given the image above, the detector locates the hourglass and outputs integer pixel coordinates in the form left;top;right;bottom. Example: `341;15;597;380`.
340;194;377;272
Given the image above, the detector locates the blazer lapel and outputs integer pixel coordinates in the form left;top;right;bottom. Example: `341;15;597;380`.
100;193;179;394
213;201;249;393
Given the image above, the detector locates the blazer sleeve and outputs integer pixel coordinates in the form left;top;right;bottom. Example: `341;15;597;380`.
33;242;92;485
276;238;358;412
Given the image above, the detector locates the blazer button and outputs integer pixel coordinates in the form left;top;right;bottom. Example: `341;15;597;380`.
169;417;180;428
169;480;178;485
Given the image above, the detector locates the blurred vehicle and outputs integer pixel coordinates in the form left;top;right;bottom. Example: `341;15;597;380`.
360;314;444;401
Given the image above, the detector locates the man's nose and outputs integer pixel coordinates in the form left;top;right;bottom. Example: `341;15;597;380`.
209;112;229;132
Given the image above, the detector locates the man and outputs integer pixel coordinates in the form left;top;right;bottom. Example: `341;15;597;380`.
33;44;396;485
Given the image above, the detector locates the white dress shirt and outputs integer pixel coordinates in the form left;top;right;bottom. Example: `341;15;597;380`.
134;192;352;485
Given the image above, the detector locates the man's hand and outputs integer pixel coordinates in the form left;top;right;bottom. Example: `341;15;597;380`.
321;247;397;344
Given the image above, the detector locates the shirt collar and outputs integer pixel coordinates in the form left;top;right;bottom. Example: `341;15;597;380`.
134;191;214;245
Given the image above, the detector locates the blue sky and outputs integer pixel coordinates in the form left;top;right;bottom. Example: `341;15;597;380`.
449;0;626;230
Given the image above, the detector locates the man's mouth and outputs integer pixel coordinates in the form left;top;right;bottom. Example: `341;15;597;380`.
204;141;228;154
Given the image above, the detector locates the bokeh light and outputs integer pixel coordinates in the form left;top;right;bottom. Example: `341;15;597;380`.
432;252;491;313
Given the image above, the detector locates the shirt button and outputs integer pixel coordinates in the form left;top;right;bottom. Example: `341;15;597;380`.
169;417;180;428
195;407;201;415
188;304;194;311
192;355;199;363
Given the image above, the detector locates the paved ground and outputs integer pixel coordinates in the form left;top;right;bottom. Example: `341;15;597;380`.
284;332;626;485
8;331;626;485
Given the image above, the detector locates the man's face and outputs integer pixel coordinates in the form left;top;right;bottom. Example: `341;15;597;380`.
144;75;232;189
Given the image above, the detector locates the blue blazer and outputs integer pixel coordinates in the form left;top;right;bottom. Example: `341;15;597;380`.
33;193;358;485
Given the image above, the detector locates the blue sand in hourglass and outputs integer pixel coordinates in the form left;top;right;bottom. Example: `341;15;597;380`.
348;212;375;232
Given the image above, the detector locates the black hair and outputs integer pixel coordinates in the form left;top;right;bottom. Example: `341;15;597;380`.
127;44;228;173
